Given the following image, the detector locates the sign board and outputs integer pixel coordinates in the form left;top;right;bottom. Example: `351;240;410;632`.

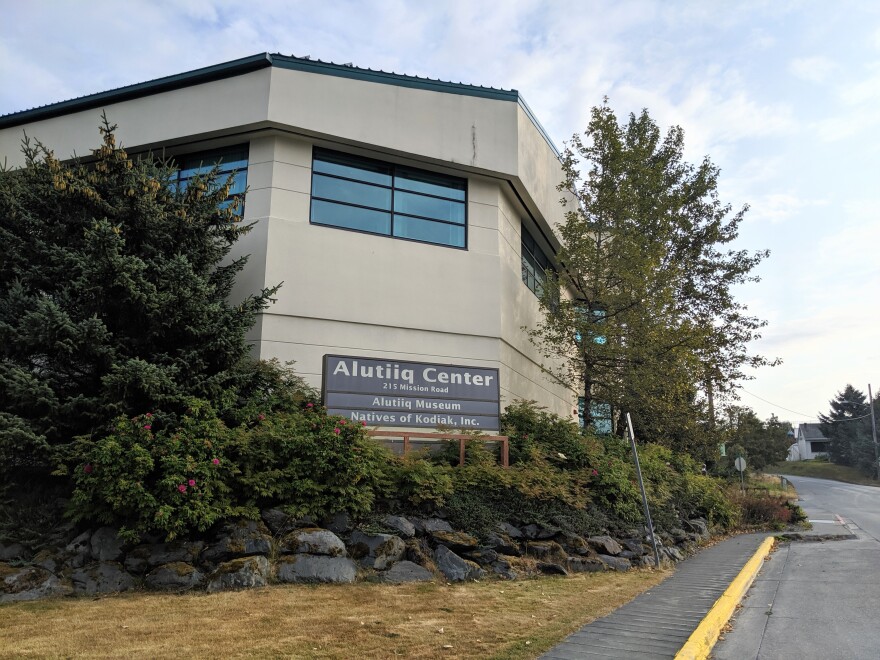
322;355;500;430
734;457;747;472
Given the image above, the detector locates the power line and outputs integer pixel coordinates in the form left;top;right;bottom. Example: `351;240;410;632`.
738;387;817;418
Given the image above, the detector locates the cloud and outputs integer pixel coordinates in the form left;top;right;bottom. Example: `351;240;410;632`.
789;56;835;83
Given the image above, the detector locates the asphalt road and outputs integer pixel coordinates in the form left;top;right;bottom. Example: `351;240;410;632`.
712;475;880;659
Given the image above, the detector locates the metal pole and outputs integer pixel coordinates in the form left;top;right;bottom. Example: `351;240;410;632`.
869;384;879;480
626;413;662;569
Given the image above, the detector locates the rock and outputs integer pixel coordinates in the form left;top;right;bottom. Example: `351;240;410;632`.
621;539;647;556
558;532;591;556
70;562;136;595
587;535;623;556
525;541;566;562
90;527;125;561
686;518;710;539
276;555;356;584
124;541;204;574
462;547;499;566
412;518;453;534
32;548;60;573
145;562;205;590
279;529;346;557
537;562;568;576
485;533;521;556
434;545;485;582
567;557;606;573
380;561;434;584
206;556;269;592
349;531;405;570
597;554;631;572
663;546;686;562
497;522;523;539
430;530;479;551
669;528;690;544
491;560;518;580
383;515;416;538
64;530;92;569
260;508;298;535
1;564;72;602
0;542;30;562
322;512;353;536
202;519;272;563
637;555;659;568
404;538;434;567
522;524;556;539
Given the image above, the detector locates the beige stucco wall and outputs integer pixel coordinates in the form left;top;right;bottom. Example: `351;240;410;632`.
0;64;577;425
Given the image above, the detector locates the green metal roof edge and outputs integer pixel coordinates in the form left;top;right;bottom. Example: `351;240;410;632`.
0;53;273;129
0;52;560;156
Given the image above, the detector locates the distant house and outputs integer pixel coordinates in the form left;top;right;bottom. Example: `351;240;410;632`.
787;423;830;460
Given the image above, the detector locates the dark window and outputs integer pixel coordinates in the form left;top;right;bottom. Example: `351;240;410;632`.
310;148;467;248
173;144;249;214
810;441;830;453
521;227;553;297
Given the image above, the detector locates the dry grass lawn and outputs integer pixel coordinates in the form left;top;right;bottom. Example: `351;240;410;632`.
1;568;668;659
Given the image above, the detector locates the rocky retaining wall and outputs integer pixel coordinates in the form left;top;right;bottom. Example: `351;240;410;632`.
1;511;710;603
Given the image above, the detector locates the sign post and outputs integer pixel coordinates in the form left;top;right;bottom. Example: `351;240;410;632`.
734;456;747;493
625;413;662;569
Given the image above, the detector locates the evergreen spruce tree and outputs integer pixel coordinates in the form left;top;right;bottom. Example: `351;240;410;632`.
527;102;776;453
0;118;277;478
819;385;874;474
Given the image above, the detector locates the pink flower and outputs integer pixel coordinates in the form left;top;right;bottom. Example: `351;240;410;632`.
361;420;367;426
340;420;346;425
145;413;153;419
188;479;196;487
211;458;220;465
178;484;187;493
83;463;93;474
306;403;314;408
591;469;599;477
143;424;152;430
257;413;266;421
333;427;341;435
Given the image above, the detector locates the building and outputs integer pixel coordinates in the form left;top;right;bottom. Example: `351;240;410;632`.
787;423;830;461
0;53;576;430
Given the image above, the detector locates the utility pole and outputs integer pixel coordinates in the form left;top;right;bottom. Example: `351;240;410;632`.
869;383;879;480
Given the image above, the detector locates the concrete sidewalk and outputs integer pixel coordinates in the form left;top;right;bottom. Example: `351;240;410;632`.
541;510;855;660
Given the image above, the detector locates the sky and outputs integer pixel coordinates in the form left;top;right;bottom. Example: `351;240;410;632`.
2;0;878;426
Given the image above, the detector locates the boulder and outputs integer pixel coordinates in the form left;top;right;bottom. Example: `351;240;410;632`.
260;508;300;535
669;528;690;544
621;539;647;556
202;519;272;563
380;561;434;584
279;528;346;557
64;530;92;569
412;518;453;534
485;533;521;557
206;556;269;592
124;541;204;574
567;557;607;573
383;515;416;538
276;555;356;584
430;530;479;551
404;538;434;567
32;548;60;573
497;522;523;539
537;562;568;576
558;532;591;556
587;535;623;556
90;527;125;561
462;547;499;566
434;545;485;582
525;541;566;562
522;524;556;540
145;562;205;590
490;560;518;580
663;546;686;562
70;562;136;595
597;554;631;572
349;531;405;570
1;564;72;602
686;518;710;539
0;542;30;562
322;512;353;536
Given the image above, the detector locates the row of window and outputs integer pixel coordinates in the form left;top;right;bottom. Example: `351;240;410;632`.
175;144;555;292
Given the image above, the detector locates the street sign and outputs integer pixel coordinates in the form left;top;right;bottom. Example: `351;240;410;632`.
734;457;747;472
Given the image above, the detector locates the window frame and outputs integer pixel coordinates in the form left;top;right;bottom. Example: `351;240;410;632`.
309;147;468;249
521;225;554;297
172;144;249;216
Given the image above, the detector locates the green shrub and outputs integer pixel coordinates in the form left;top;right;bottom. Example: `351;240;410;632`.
500;400;602;469
387;455;454;508
68;399;240;541
728;489;794;529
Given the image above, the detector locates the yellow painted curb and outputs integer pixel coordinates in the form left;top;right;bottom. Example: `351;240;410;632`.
674;536;775;660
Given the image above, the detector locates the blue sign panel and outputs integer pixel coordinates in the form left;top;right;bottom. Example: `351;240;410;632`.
322;354;500;430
